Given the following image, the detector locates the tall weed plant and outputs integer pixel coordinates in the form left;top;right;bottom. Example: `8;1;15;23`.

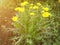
12;1;60;45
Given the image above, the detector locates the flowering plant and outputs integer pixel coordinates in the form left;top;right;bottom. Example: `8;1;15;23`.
12;0;60;45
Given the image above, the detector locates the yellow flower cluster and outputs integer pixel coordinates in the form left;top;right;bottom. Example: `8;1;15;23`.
15;7;25;12
29;3;40;9
21;1;29;6
41;7;51;18
29;5;39;9
14;1;51;19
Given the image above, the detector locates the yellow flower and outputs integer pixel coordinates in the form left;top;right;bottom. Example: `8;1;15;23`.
37;2;41;6
21;1;29;6
43;7;49;11
29;4;34;9
42;12;50;17
30;12;35;16
33;5;39;9
12;16;18;21
15;7;25;12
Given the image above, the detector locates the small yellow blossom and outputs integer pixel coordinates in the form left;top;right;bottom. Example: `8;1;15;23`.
21;1;29;6
43;7;49;11
29;4;34;9
33;5;39;9
42;12;50;17
15;7;25;12
30;12;35;16
37;2;41;6
12;16;18;21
